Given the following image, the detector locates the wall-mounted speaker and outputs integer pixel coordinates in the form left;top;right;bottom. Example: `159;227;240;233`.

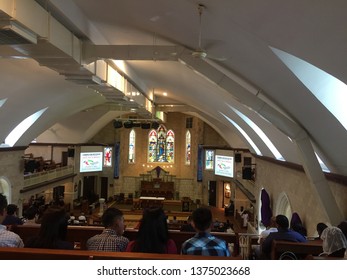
113;120;123;128
244;157;252;166
242;167;252;180
235;153;241;162
67;148;75;158
123;120;133;128
151;122;160;129
141;123;151;129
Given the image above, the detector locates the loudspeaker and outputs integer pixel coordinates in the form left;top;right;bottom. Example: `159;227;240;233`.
244;157;252;166
67;148;75;157
152;122;160;129
141;123;151;129
113;120;123;128
123;120;133;128
242;167;252;180
235;153;241;162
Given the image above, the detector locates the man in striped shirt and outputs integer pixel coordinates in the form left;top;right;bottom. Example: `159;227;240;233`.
87;207;129;252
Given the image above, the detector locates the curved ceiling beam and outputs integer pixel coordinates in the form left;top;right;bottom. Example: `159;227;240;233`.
178;53;343;225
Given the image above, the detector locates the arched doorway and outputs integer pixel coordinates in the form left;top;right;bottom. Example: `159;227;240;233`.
0;176;11;202
275;191;292;220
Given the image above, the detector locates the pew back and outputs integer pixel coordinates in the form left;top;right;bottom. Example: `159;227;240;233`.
271;240;323;259
0;247;242;260
12;225;238;253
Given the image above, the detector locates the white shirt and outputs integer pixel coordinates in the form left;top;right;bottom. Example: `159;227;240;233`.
258;227;278;244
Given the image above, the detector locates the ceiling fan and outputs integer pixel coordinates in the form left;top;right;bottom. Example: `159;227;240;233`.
191;4;227;61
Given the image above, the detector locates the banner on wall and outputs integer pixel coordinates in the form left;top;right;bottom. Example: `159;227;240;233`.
197;144;203;182
114;142;120;179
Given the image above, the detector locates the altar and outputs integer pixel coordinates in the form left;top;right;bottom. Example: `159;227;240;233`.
139;166;175;199
134;196;165;209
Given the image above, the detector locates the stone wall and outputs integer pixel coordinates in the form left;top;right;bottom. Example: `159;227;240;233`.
254;157;347;236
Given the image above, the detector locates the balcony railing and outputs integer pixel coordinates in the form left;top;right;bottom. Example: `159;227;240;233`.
24;165;75;187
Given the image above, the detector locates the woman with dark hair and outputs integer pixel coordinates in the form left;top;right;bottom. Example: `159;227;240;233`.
25;206;73;249
315;222;328;240
126;207;177;254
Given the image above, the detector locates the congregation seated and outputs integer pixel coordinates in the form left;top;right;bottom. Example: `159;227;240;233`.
0;194;24;248
261;214;306;259
224;200;234;217
337;221;347;240
22;206;39;226
126;207;177;254
87;207;129;252
25;206;73;250
1;204;23;226
320;226;347;258
315;222;328;240
180;216;195;232
181;207;230;257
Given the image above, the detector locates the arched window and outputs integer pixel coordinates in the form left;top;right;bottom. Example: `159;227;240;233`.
148;130;158;163
128;129;135;163
147;125;175;163
205;150;214;170
185;130;191;165
103;147;113;167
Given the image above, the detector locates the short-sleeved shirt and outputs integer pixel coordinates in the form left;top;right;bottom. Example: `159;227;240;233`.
2;215;23;226
181;232;230;256
87;228;129;252
0;224;24;247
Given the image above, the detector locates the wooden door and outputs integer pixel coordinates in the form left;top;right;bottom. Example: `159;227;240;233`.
100;177;108;200
208;181;217;206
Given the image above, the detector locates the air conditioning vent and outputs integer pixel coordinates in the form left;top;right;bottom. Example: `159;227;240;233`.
0;21;37;45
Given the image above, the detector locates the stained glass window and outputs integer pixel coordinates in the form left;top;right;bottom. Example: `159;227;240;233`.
185;130;191;165
148;130;158;163
205;150;214;170
128;129;135;163
104;147;113;167
147;125;175;163
166;130;174;163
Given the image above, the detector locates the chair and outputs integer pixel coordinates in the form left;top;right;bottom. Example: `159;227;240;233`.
125;193;133;204
117;193;125;204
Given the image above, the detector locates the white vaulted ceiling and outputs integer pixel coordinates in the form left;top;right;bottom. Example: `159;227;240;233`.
0;0;346;203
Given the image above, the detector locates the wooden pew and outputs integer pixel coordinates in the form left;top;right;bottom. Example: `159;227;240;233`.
12;225;238;253
12;225;104;250
0;247;243;260
271;240;323;259
305;255;346;260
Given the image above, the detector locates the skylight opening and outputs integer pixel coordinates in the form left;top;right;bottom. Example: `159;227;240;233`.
271;46;347;131
220;112;262;156
315;153;331;173
228;105;284;160
5;107;48;147
0;98;7;108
